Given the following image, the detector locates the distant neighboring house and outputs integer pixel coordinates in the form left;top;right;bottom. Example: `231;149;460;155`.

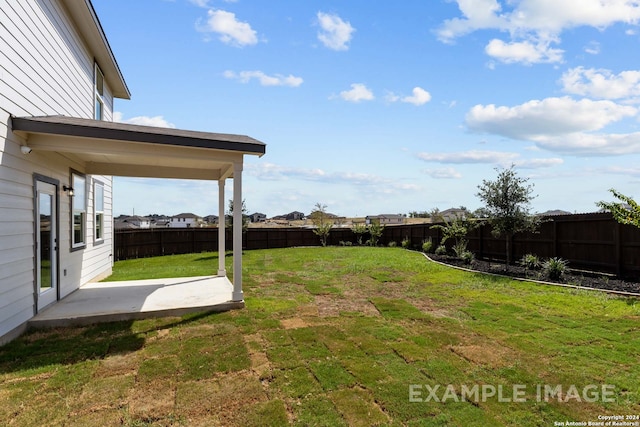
169;213;203;228
153;218;170;228
286;211;305;221
249;212;267;223
366;214;405;225
440;208;468;222
114;215;151;230
203;215;219;225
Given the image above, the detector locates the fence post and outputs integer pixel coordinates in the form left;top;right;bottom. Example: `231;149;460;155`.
615;222;622;277
552;220;558;258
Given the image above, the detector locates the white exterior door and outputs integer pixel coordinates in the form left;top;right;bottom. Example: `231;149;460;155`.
36;180;58;310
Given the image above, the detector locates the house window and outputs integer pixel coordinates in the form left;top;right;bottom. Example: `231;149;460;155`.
94;181;104;242
71;173;86;249
94;63;104;120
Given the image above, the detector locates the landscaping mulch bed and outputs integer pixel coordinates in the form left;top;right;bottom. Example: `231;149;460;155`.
429;254;640;295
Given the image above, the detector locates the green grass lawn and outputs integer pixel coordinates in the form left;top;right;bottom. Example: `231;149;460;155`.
1;247;639;426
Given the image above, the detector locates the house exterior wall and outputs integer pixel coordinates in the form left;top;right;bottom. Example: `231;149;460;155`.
0;0;115;343
366;215;404;225
169;217;199;228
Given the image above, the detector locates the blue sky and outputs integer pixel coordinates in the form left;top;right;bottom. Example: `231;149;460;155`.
93;0;640;218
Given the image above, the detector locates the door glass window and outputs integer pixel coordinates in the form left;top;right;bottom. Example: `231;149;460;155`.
39;193;52;290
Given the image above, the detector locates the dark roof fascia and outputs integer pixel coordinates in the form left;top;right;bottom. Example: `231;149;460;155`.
11;116;266;156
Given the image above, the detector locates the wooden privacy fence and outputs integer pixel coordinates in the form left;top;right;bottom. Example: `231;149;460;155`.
114;227;356;260
114;212;640;279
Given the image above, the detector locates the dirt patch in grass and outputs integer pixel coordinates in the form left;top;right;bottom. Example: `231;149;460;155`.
281;318;308;329
315;294;381;317
1;371;55;385
296;304;320;317
243;334;271;378
176;371;267;425
127;381;176;421
450;344;513;368
94;353;138;378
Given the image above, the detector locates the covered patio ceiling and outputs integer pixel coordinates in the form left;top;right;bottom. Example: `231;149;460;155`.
11;115;266;180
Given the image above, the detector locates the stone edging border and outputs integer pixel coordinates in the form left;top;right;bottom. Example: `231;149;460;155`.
419;252;640;298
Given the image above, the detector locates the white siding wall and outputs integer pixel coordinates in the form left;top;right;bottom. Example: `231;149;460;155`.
0;0;116;342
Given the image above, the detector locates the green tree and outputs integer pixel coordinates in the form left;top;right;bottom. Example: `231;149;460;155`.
351;222;368;245
430;214;479;249
597;189;640;228
476;165;539;267
228;199;249;232
367;221;384;246
310;202;332;246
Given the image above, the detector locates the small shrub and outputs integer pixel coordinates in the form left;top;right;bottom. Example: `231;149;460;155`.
401;237;411;249
435;245;447;255
520;254;541;270
452;240;468;258
460;250;475;265
422;239;433;253
543;257;568;281
339;241;353;247
388;241;397;248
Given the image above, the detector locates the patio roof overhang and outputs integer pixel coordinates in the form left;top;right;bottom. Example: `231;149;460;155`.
12;115;266;304
11;115;266;180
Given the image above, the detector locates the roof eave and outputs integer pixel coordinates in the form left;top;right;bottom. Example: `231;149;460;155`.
11;116;266;156
60;0;130;99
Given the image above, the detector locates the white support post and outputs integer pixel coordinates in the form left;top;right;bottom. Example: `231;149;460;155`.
232;161;243;301
217;179;226;277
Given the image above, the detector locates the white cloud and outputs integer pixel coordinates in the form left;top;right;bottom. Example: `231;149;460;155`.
424;168;463;179
188;0;210;7
437;0;640;64
384;92;400;103
596;165;640;177
418;150;565;169
485;38;563;64
196;9;258;47
338;83;374;102
436;0;506;42
402;87;432;106
439;0;640;41
561;67;640;100
466;96;637;140
465;96;640;156
534;132;640;156
223;70;303;87
246;163;420;193
513;158;564;168
584;41;601;55
114;112;176;128
317;12;355;51
246;163;318;181
386;87;432;105
417;150;519;165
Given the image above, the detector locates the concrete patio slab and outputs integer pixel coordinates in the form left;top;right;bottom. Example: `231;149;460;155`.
28;276;243;329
